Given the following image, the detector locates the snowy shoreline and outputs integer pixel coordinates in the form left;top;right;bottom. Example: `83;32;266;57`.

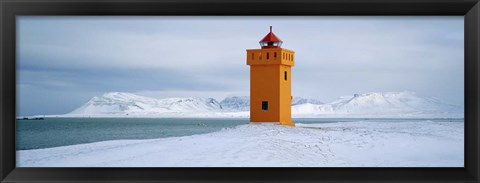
17;120;464;167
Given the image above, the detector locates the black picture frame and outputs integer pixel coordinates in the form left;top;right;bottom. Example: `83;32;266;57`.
1;0;479;182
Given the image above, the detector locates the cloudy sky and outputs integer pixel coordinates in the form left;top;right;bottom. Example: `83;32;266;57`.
17;16;464;116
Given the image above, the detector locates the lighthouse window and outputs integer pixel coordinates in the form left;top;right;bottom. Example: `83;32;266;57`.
251;53;254;60
262;101;268;111
284;71;287;80
266;52;269;59
274;52;277;60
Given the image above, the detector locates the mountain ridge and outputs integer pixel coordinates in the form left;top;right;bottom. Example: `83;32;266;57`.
63;91;463;118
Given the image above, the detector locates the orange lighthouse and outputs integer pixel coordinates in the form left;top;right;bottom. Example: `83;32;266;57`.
246;26;295;126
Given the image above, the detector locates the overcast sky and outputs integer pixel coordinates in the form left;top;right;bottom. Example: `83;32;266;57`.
17;16;464;116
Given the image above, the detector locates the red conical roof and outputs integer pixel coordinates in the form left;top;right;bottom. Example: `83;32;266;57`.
260;26;282;43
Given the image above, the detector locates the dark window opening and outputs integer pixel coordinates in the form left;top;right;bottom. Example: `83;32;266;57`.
262;101;268;111
284;71;287;80
267;52;269;59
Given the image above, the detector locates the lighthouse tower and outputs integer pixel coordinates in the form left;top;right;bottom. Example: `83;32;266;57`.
246;26;295;126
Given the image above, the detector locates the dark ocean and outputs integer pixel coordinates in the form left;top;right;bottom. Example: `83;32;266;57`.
16;117;463;150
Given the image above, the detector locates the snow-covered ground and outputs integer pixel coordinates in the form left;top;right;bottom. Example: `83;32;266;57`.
17;120;464;167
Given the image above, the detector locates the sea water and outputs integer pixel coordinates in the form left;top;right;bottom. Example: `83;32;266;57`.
16;117;463;150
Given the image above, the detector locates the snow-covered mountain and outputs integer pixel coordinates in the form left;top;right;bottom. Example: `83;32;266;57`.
292;97;323;105
292;91;463;118
217;96;323;111
64;91;463;118
69;92;222;116
219;96;250;111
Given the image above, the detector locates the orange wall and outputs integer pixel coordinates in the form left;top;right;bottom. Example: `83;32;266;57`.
279;65;292;124
247;48;295;126
250;65;280;122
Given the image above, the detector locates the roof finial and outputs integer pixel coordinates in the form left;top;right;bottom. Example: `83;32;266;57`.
270;26;272;33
